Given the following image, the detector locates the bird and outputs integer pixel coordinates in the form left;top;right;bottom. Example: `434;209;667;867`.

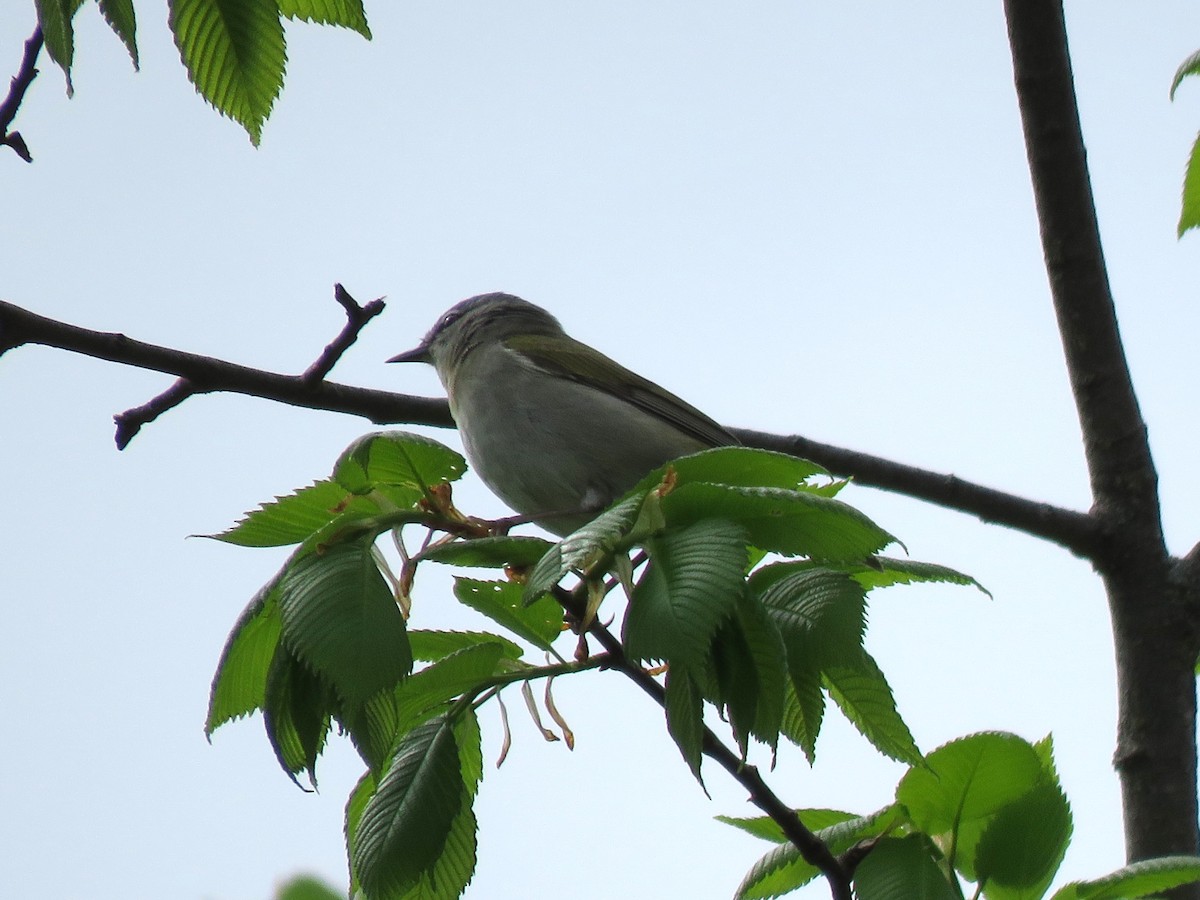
388;292;737;535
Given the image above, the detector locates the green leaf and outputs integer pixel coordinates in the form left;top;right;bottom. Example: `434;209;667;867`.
394;644;506;734
663;483;895;560
420;536;556;569
664;667;705;786
278;0;371;37
453;578;563;651
735;840;816;899
273;874;344;900
623;519;748;670
345;770;375;897
781;676;824;764
853;835;959;900
278;539;412;706
352;717;464;897
975;778;1072;898
711;620;760;758
340;689;400;773
1049;856;1200;900
409;629;523;663
1171;49;1200;101
206;578;283;734
717;808;857;845
758;567;877;759
824;648;922;766
734;839;819;898
709;594;786;757
168;0;287;145
729;592;788;750
263;644;334;784
350;712;482;900
734;808;898;899
393;797;478;900
522;492;645;603
97;0;139;67
837;556;989;596
633;446;832;494
1178;133;1200;238
1176;49;1200;237
1032;733;1059;777
334;431;466;496
207;479;379;547
897;731;1043;833
759;567;867;667
35;0;79;88
896;732;1043;875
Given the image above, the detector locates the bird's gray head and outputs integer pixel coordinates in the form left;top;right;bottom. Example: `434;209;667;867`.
387;293;563;371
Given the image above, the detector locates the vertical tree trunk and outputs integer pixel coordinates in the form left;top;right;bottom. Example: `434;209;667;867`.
1004;0;1200;891
1108;564;1200;869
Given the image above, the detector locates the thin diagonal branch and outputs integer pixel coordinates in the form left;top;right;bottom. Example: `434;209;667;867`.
2;27;43;162
552;584;854;900
111;285;387;448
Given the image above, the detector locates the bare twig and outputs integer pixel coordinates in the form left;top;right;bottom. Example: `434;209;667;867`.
0;298;450;438
300;284;386;384
1;27;44;163
113;378;196;449
111;285;386;447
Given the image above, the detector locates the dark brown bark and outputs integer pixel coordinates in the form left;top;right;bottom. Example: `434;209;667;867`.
0;27;42;162
0;298;1096;555
1004;0;1200;887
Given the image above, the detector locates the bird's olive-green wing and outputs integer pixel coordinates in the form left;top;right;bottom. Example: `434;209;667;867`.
505;333;737;448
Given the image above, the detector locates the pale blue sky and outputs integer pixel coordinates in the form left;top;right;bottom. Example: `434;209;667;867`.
3;2;1199;898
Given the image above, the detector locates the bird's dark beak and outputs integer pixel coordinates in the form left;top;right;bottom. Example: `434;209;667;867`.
386;344;431;364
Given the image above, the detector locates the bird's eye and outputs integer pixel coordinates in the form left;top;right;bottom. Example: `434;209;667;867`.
437;308;468;333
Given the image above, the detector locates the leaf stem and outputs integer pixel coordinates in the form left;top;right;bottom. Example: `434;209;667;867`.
446;654;613;722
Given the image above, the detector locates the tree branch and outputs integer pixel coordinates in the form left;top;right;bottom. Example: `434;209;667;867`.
0;298;454;432
1171;543;1200;614
1003;0;1162;545
1178;543;1200;583
735;428;1100;557
552;585;854;900
299;283;386;384
110;285;386;448
1;27;43;163
113;378;197;449
0;298;1099;555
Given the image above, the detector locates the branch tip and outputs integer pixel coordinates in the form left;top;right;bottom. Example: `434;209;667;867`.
299;285;387;384
2;27;44;162
114;378;196;450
